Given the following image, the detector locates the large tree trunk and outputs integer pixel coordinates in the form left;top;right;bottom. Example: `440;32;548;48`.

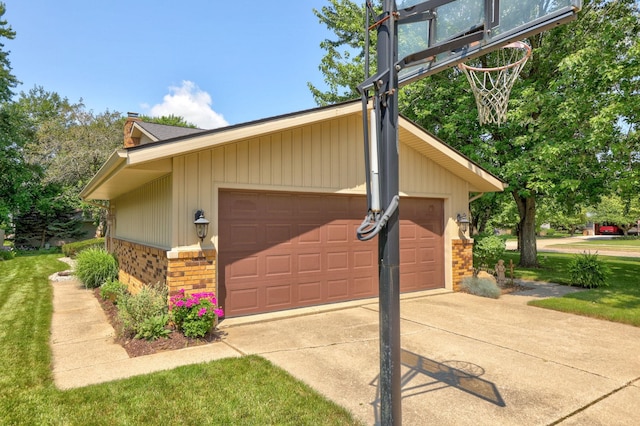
513;191;538;267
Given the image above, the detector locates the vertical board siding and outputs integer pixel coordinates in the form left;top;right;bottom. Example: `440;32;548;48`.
173;113;469;248
115;174;172;247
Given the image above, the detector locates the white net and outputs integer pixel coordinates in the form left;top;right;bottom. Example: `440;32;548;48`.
459;41;531;126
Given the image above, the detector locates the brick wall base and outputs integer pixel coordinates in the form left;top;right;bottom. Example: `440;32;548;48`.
166;249;217;298
111;239;217;300
113;239;168;294
452;239;474;291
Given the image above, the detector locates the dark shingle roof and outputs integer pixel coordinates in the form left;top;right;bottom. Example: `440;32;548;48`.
136;121;205;141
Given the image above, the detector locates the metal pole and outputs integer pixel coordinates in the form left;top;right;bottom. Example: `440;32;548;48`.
377;1;401;424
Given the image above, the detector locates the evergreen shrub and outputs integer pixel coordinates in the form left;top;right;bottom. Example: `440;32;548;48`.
62;238;105;258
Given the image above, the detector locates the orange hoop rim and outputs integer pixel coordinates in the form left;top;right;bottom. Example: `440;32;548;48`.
458;41;532;73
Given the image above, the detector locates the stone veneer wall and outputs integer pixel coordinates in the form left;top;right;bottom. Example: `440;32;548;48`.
452;239;474;291
112;239;217;299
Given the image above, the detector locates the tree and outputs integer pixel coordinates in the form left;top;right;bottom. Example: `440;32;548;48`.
140;114;198;128
4;88;124;247
0;2;18;102
0;2;24;229
310;0;640;267
591;195;640;235
0;104;40;230
308;1;378;105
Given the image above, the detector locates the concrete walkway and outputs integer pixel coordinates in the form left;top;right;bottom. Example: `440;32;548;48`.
50;276;640;425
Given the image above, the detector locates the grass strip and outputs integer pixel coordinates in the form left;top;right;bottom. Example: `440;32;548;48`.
0;253;361;425
503;252;640;327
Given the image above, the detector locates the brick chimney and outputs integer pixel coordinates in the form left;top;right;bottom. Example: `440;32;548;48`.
124;112;141;148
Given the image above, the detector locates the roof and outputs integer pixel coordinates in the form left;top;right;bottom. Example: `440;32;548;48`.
81;100;505;201
132;121;205;143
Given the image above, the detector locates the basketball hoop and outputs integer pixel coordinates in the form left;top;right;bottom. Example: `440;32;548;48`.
459;41;532;126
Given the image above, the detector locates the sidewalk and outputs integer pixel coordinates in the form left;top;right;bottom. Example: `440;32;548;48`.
50;272;640;425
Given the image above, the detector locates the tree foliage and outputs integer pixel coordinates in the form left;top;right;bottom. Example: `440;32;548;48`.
591;194;640;235
308;0;379;105
310;0;640;266
139;114;198;128
0;2;18;102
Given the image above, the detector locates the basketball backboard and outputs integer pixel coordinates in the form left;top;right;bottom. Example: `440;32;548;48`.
395;0;582;87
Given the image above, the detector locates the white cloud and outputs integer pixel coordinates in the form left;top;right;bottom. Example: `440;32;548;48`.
148;81;228;129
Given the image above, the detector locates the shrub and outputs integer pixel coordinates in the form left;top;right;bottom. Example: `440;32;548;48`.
461;276;501;299
568;251;611;289
136;314;171;341
0;249;15;261
100;279;128;303
473;234;506;275
75;247;119;288
62;238;105;258
118;282;169;340
170;289;224;338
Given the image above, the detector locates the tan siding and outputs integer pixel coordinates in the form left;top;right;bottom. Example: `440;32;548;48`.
212;146;225;182
271;133;282;186
291;128;303;186
114;174;172;248
172;113;469;264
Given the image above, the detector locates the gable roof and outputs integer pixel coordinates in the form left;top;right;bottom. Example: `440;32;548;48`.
81;101;505;201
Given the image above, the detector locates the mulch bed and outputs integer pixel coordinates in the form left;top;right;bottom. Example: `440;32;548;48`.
93;289;224;358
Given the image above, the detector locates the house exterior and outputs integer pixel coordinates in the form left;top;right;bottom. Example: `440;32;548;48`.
81;101;504;318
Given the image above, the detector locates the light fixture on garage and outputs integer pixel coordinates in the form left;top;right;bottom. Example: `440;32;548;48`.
194;210;209;242
456;213;470;234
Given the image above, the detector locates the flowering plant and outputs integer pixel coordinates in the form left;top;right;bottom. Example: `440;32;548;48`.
169;289;224;338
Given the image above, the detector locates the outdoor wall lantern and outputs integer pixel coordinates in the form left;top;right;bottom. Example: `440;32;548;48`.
194;210;209;242
456;213;470;234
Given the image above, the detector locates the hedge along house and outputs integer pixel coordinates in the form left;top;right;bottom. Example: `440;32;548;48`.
81;101;504;318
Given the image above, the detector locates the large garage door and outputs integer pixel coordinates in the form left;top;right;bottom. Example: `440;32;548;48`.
219;190;443;317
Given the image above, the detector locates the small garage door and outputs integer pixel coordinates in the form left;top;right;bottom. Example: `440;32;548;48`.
219;190;443;317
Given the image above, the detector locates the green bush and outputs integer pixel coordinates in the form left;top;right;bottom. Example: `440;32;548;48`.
136;314;171;341
75;247;118;289
568;251;611;289
473;234;506;274
99;279;128;303
461;276;501;299
118;283;169;340
62;238;105;258
0;249;15;261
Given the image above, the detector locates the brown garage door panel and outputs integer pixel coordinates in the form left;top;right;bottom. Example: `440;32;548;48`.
219;191;443;317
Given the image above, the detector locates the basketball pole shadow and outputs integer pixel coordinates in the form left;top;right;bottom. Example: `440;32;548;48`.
369;349;506;424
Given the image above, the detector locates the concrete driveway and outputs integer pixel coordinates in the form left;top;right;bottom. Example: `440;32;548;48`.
51;276;640;425
221;284;640;425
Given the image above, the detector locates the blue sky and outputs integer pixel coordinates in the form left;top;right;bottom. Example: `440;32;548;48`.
4;0;336;128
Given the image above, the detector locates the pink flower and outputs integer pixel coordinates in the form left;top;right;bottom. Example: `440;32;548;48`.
197;307;207;317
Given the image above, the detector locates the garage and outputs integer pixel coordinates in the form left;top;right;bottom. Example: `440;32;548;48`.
219;190;444;317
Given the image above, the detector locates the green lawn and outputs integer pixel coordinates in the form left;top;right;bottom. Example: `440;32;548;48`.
0;253;361;425
547;238;640;252
503;251;640;327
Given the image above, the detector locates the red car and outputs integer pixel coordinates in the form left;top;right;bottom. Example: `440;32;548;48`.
597;223;623;235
